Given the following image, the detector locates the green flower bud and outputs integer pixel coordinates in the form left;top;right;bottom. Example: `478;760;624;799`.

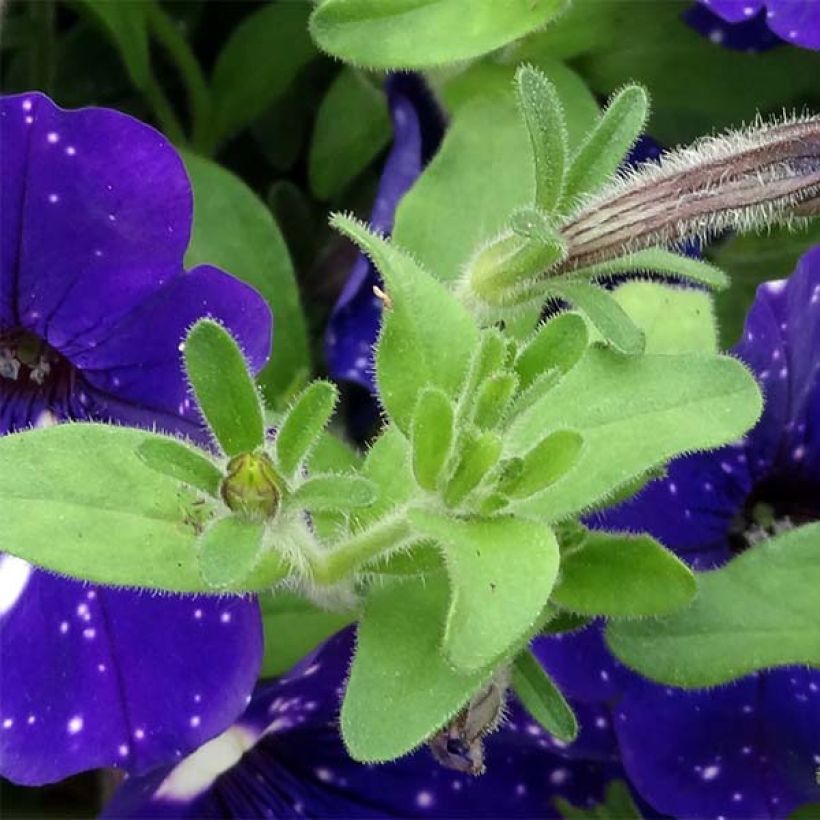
220;451;282;520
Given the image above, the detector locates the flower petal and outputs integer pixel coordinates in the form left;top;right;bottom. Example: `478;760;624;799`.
0;560;263;785
73;264;272;433
0;93;192;349
612;668;820;817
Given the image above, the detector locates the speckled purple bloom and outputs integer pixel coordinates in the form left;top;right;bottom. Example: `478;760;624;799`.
104;629;623;819
698;0;820;49
0;93;270;784
537;247;820;818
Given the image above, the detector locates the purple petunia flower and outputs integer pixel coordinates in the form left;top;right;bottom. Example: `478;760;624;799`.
536;246;820;818
697;0;820;49
0;93;271;784
325;73;443;397
103;629;623;819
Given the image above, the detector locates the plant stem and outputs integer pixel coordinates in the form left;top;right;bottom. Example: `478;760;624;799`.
146;1;214;154
311;514;414;585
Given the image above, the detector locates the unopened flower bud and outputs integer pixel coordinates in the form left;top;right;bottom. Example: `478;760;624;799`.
220;452;281;520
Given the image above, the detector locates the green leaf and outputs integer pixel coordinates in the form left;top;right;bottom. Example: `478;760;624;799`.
331;215;479;431
352;425;415;530
541;607;591;636
197;516;264;590
411;388;455;491
606;524;820;687
512;649;578;742
184;319;265;457
342;573;487;762
210;2;316;148
575;248;729;291
259;592;356;677
555;780;642;819
183;152;309;408
515;64;567;212
471;372;518;430
553;531;696;617
561;84;648;208
611;281;718;355
410;511;559;672
275;381;339;480
507;348;763;521
136;437;222;497
0;424;218;592
290;474;377;512
310;0;566;70
393;93;533;283
500;430;583;499
548;281;645;355
514;312;589;390
442;430;502;508
309;67;391;200
791;804;820;820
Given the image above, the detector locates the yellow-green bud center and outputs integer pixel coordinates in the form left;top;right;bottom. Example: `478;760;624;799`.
220;452;281;520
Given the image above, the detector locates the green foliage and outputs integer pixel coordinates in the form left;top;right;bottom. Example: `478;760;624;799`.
184;319;265;458
512;649;578;742
209;2;315;149
410;511;559;672
290;474;377;512
197;516;265;590
332;215;479;432
393;93;534;283
310;0;566;69
607;524;820;687
411;388;455;491
547;281;644;355
442;430;502;507
611;281;718;355
309;67;391;200
0;424;217;592
560;84;648;209
183;152;310;407
507;348;763;521
552;531;696;617
342;573;488;762
136;437;222;497
501;430;583;500
275;381;339;479
516;65;567;212
259;592;356;677
514;313;589;389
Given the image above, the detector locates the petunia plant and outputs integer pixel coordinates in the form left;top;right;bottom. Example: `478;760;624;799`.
3;57;819;786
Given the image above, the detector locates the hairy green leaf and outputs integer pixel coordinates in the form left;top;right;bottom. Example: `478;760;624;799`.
410;511;559;672
514;312;589;390
310;0;566;69
197;516;265;590
341;574;487;762
512;649;578;742
137;437;222;497
553;531;696;617
411;388;455;491
606;524;820;687
290;474;377;512
184;320;264;457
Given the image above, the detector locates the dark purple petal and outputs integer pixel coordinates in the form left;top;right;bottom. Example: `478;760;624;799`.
1;93;191;346
104;630;624;818
74;264;272;436
698;0;820;49
0;557;263;785
325;74;443;392
685;4;782;50
612;668;820;817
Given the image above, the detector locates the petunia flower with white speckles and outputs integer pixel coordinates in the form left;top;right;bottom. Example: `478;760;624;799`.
698;0;820;49
536;245;820;818
0;92;271;785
